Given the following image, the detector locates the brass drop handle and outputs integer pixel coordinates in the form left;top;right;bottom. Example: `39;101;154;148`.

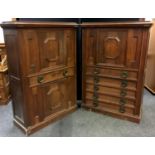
37;76;44;83
94;77;100;83
120;90;127;97
94;70;100;75
63;70;68;77
120;99;126;105
93;95;99;107
119;105;125;113
94;86;99;91
93;101;98;107
121;71;128;79
93;95;99;100
121;80;128;87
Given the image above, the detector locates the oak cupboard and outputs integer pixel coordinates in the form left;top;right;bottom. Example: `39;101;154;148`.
1;22;77;134
82;22;152;123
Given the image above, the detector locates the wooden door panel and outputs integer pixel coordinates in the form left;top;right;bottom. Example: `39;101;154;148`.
64;30;76;66
27;86;44;125
38;30;66;70
97;29;127;67
21;30;40;75
28;76;76;124
84;29;97;66
40;79;68;117
126;29;143;68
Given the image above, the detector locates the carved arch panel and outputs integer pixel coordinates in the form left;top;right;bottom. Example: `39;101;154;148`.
38;30;66;70
40;79;68;117
96;29;127;67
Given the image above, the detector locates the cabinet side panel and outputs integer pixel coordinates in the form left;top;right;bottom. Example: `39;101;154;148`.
4;30;25;125
135;29;150;114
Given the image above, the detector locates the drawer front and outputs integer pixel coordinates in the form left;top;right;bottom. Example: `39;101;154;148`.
29;67;74;87
86;67;138;80
86;83;136;98
86;76;137;89
85;98;134;114
85;91;135;114
86;91;135;105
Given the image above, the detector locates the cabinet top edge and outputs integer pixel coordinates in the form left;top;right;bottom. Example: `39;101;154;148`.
0;21;153;29
81;22;153;28
0;22;78;28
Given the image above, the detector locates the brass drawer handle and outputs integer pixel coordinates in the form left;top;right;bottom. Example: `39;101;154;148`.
93;96;99;107
120;90;127;97
94;86;99;91
121;71;128;79
94;77;100;83
37;76;44;83
93;95;99;100
93;101;98;107
63;70;68;77
94;70;100;75
119;105;125;113
120;99;126;105
121;80;128;87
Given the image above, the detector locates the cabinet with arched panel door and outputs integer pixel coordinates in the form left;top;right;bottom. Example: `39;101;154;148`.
82;22;152;123
1;22;77;134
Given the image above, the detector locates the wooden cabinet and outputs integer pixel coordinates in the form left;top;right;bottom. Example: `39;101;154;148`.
145;19;155;94
1;22;77;134
0;21;152;134
82;22;152;123
0;43;10;105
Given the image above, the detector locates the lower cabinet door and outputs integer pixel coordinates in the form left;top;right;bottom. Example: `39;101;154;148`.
39;77;76;118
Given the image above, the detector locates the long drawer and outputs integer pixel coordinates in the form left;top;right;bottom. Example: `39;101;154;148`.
85;91;135;105
85;98;134;114
28;67;75;87
86;66;138;81
86;76;137;89
86;83;136;98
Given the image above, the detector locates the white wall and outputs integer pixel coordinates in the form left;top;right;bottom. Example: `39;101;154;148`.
0;18;12;43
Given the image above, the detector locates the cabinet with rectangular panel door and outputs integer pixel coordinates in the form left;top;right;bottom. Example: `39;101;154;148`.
82;22;152;123
1;22;77;134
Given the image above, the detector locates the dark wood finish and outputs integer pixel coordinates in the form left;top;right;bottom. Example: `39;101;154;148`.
145;19;155;94
0;22;77;134
82;22;152;123
0;43;10;105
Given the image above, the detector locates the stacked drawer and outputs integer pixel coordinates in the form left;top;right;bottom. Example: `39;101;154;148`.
85;66;138;115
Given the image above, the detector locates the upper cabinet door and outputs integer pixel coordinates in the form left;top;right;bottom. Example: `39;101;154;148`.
20;30;40;75
38;29;65;70
21;29;76;75
96;29;127;67
37;29;76;71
